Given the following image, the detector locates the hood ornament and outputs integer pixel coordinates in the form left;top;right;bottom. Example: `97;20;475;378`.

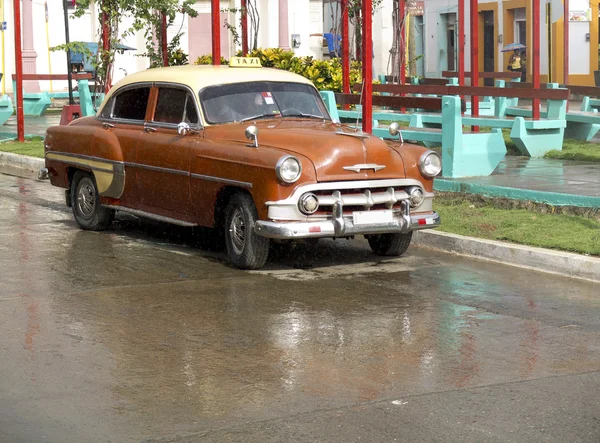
335;129;370;140
343;163;386;173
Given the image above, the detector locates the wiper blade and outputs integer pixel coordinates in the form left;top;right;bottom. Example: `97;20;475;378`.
239;113;278;123
282;112;325;119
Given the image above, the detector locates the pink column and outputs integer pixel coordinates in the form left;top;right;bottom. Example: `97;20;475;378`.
278;0;290;50
22;0;39;92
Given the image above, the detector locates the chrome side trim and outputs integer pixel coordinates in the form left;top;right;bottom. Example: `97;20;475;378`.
191;173;252;189
130;162;190;176
103;205;198;227
47;150;251;189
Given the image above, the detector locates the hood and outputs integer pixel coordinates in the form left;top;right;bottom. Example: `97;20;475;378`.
205;120;406;182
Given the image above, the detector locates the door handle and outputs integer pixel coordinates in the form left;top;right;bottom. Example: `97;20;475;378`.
102;122;114;129
144;126;157;133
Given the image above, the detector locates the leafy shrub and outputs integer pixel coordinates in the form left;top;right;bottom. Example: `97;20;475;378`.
194;48;363;92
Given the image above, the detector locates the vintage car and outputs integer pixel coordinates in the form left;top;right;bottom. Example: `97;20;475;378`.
40;57;441;269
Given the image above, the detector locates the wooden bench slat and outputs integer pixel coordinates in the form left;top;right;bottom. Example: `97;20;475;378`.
354;83;569;101
12;73;94;81
442;71;521;79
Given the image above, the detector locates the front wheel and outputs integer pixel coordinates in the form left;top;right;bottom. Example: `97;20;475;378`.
367;232;412;256
70;171;114;231
224;193;270;269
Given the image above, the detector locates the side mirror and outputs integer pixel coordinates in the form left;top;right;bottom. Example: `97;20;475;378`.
388;122;403;142
245;125;259;148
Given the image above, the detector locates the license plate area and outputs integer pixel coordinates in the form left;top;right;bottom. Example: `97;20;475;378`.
352;210;393;225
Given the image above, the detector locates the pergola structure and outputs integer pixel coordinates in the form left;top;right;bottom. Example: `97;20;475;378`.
10;0;569;141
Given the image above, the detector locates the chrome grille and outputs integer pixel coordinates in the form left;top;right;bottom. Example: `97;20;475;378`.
312;187;409;211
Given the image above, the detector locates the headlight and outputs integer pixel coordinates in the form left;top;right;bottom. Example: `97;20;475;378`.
419;151;442;177
276;155;302;184
298;193;319;214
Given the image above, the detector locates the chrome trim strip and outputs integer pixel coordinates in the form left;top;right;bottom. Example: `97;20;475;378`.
190;173;252;189
46;150;122;166
130;163;190;176
45;152;115;173
103;205;198;227
48;150;249;187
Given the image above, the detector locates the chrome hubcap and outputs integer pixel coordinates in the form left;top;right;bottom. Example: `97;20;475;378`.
229;208;246;254
76;177;96;219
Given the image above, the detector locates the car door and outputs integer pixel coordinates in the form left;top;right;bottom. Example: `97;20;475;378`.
97;83;151;206
136;84;201;220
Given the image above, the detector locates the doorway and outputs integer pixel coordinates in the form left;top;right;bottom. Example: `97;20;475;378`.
482;11;495;85
443;13;457;71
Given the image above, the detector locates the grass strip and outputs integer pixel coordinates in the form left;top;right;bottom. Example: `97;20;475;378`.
434;196;600;256
0;137;45;158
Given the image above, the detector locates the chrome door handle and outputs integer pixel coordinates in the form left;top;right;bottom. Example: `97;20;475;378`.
144;126;157;133
102;122;114;129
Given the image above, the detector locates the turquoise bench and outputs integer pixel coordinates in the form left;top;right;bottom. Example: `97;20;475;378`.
321;91;506;178
12;80;51;116
507;91;600;142
364;81;567;157
0;94;14;126
11;73;98;117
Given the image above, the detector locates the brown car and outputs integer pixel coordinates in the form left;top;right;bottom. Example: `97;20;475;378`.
40;60;441;269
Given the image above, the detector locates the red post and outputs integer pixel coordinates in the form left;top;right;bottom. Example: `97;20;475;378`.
458;0;465;86
161;12;168;67
102;11;112;93
399;0;406;84
241;0;248;55
532;0;540;119
470;0;479;129
361;0;373;133
13;0;24;142
342;0;350;94
211;0;221;65
563;0;569;85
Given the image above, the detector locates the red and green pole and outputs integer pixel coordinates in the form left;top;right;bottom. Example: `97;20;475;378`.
361;0;373;133
13;0;24;141
211;0;220;65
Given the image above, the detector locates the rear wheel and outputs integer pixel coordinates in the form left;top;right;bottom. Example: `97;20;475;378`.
224;193;270;269
367;232;412;256
70;171;114;231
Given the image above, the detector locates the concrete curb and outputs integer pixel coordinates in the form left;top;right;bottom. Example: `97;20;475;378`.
0;152;598;283
413;230;600;283
0;152;44;175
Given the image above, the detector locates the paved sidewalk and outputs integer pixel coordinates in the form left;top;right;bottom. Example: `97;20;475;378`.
436;157;600;208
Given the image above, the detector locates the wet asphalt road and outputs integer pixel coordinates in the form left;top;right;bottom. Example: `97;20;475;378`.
1;170;599;443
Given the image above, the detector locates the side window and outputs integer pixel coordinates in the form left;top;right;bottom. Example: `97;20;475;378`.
112;87;150;121
98;97;114;119
154;88;199;125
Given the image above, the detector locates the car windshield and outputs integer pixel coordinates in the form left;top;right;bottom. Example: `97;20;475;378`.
200;81;330;124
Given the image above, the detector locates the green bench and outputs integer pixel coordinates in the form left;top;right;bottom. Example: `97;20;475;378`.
321;91;506;178
0;94;14;126
505;82;600;141
360;82;568;157
11;73;98;117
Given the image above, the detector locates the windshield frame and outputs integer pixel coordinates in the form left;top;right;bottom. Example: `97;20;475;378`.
198;81;332;125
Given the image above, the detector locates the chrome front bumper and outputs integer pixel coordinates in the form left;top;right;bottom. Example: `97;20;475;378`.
255;211;440;239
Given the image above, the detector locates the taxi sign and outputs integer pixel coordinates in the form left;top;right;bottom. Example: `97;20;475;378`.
229;57;262;68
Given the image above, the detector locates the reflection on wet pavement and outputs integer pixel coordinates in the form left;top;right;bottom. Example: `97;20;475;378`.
1;173;599;442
